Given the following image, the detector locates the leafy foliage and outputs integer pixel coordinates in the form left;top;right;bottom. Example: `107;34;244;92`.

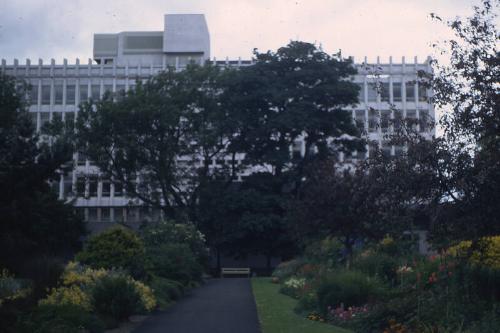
426;0;500;242
316;270;385;315
91;275;142;321
225;41;362;176
75;227;147;279
146;243;203;285
18;304;104;333
75;65;236;218
149;276;184;309
141;220;208;266
0;73;84;272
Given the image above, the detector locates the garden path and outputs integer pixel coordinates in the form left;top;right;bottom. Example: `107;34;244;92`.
133;278;262;333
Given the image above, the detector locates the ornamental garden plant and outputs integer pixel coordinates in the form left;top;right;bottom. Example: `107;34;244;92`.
12;222;209;332
270;235;500;333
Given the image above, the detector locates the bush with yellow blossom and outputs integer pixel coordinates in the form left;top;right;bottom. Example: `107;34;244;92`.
448;236;500;269
39;261;156;315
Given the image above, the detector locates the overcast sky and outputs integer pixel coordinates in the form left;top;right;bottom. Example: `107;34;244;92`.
0;0;484;64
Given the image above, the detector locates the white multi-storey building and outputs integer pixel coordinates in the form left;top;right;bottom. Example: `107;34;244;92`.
1;14;434;227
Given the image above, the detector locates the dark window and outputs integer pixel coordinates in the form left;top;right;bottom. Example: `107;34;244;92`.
91;85;100;100
29;84;38;105
126;208;137;222
41;85;51;105
76;177;86;196
368;109;378;132
393;82;402;102
79;85;89;102
113;182;123;196
393;110;403;131
40;112;50;127
54;84;63;104
406;110;417;130
88;208;98;221
357;83;365;103
114;208;124;222
101;208;110;222
381;142;392;157
52;112;62;123
381;83;390;102
380;110;391;133
102;181;111;197
355;110;366;131
103;85;113;97
356;149;367;160
419;110;430;133
418;84;428;102
89;176;98;197
66;85;76;105
406;82;415;102
367;84;378;102
65;112;75;126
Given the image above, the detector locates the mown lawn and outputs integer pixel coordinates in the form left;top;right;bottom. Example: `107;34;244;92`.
251;278;352;333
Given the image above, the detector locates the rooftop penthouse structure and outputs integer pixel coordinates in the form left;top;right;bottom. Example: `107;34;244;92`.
1;14;434;226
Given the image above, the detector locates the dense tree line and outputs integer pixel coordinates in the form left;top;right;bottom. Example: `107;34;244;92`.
74;41;362;269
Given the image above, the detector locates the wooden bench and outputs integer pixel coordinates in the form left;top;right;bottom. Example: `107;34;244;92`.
221;267;251;278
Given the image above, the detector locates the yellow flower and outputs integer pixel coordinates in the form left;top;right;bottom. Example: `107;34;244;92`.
39;285;91;311
131;279;156;311
448;236;500;269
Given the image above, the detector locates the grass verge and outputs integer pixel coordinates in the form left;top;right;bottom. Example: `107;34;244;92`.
251;278;352;333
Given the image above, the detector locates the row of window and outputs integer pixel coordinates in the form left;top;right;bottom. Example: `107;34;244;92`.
354;109;431;133
57;140;413;196
357;82;427;103
80;207;162;223
26;80;428;106
30;111;75;128
28;84;132;106
30;108;431;134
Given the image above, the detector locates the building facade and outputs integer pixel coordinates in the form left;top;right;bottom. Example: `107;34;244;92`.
1;14;434;226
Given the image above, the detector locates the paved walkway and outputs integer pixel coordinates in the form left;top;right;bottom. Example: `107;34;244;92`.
133;278;262;333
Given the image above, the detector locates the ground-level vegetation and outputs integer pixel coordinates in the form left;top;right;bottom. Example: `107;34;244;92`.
252;277;351;333
270;236;500;333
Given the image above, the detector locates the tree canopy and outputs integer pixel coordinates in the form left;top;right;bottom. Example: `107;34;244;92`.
0;74;85;272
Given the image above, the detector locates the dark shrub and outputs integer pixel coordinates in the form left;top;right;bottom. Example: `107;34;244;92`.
467;308;500;333
304;237;343;267
147;243;203;285
149;276;184;309
18;303;104;333
316;270;384;315
18;255;65;299
272;259;305;281
76;227;146;279
141;220;209;268
353;252;399;285
91;275;142;323
295;292;318;314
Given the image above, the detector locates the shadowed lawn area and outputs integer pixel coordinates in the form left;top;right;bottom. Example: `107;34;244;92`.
251;278;352;333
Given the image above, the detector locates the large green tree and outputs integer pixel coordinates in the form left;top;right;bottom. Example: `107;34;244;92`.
0;74;84;272
197;42;363;266
225;41;363;183
426;0;500;242
75;64;239;219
